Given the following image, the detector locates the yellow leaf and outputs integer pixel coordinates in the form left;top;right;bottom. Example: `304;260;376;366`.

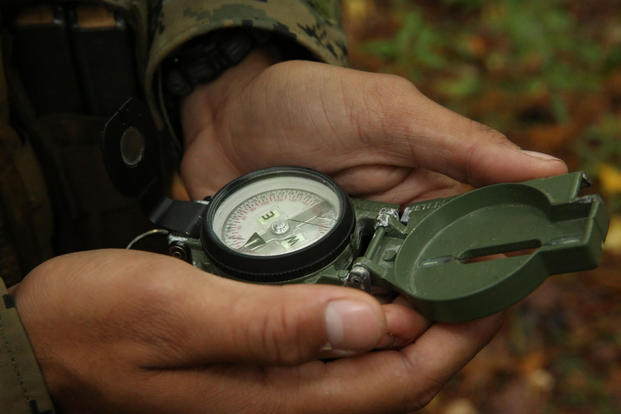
598;163;621;195
343;0;374;21
604;215;621;253
445;399;478;414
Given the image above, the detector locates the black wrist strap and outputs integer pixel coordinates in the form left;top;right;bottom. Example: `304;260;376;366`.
163;28;271;98
160;28;314;147
160;28;269;145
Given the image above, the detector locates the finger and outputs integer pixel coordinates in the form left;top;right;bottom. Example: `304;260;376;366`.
355;74;568;186
296;313;504;413
376;302;430;349
145;313;503;414
363;168;471;205
145;263;397;367
313;66;568;186
35;250;392;369
332;165;411;196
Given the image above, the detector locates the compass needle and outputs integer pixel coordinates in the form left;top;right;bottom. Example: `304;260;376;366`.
242;232;266;250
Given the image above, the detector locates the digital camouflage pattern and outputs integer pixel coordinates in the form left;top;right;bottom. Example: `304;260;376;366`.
146;0;347;125
99;0;347;129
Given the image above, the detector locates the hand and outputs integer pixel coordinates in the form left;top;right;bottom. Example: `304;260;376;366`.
15;50;568;414
173;48;569;413
180;49;567;202
14;250;500;413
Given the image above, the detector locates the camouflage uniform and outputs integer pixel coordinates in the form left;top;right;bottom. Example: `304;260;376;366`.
0;1;346;412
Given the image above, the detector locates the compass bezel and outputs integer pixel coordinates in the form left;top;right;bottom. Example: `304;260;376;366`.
201;167;355;282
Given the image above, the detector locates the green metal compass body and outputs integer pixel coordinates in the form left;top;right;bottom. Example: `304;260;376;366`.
359;172;608;321
154;168;608;322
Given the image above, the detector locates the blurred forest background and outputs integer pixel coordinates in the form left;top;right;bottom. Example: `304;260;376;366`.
341;0;621;413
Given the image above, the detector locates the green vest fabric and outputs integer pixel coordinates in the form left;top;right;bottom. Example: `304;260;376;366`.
0;1;346;413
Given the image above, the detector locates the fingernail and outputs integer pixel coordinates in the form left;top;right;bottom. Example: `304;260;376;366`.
521;150;562;161
319;343;359;358
376;333;414;350
376;333;396;349
325;300;382;351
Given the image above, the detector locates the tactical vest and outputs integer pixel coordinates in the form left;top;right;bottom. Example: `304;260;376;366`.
0;0;349;286
0;3;157;285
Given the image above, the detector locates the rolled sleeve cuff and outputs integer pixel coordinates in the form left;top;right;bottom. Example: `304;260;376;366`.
145;0;348;131
0;279;55;414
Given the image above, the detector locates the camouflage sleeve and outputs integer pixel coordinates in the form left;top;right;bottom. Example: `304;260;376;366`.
145;0;348;128
0;279;55;414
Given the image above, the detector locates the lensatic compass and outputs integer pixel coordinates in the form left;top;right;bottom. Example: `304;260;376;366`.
148;166;608;322
104;99;609;323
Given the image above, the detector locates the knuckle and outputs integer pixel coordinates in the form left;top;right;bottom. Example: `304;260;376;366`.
467;119;509;144
463;120;513;183
381;73;419;92
256;304;308;364
360;74;420;141
123;277;189;353
133;276;179;310
406;384;443;411
373;74;420;111
397;354;445;412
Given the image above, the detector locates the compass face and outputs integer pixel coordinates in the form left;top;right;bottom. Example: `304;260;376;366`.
202;167;355;281
211;176;341;257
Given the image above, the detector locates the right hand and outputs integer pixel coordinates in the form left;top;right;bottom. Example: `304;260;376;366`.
14;249;501;413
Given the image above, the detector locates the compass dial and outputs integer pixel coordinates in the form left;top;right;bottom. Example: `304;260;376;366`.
219;188;339;255
202;167;354;282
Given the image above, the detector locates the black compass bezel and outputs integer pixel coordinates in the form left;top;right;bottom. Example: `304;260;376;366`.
201;167;355;282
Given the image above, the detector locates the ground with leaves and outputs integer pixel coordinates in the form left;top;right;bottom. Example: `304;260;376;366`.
343;1;621;413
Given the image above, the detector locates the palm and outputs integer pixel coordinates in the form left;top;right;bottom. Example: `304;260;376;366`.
180;58;565;204
179;60;508;202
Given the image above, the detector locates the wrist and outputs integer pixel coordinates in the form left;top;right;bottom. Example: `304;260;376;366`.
180;48;280;148
163;26;314;149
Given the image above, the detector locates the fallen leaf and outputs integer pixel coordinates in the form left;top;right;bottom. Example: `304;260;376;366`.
527;369;555;392
444;398;478;414
598;164;621;195
343;0;375;30
519;350;547;375
604;215;621;253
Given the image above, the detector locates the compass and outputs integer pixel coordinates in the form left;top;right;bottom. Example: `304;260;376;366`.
144;168;607;322
201;167;355;282
107;101;608;322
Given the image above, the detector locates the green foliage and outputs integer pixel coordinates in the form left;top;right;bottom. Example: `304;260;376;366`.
574;114;621;213
363;8;448;81
575;114;621;172
441;0;487;11
359;0;614;131
356;0;621;217
348;4;621;412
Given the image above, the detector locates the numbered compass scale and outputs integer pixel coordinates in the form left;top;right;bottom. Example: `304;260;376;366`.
151;167;609;323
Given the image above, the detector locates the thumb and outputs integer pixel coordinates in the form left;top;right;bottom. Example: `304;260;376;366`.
169;273;387;366
341;70;568;186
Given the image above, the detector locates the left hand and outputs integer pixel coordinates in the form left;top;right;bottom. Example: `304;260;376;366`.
179;49;567;203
